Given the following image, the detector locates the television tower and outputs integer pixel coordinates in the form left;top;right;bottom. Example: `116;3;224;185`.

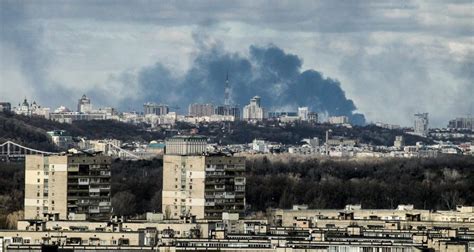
224;72;231;106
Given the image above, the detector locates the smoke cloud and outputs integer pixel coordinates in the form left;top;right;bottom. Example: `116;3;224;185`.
131;42;365;124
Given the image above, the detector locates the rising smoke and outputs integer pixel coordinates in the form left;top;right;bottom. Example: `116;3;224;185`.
134;43;366;125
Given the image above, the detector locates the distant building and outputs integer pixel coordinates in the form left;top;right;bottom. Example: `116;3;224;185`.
188;103;215;117
308;112;318;123
414;113;429;136
268;111;297;119
77;94;92;113
394;135;405;149
215;105;240;120
13;98;50;119
243;96;265;121
252;139;270;153
328;116;349;125
47;130;74;150
375;122;401;130
0;102;11;112
448;117;473;130
302;137;319;147
162;136;245;220
49;112;107;124
143;103;169;116
298;107;309;121
24;154;112;221
326;137;356;147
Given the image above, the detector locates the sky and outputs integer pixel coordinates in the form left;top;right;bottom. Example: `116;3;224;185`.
0;0;473;127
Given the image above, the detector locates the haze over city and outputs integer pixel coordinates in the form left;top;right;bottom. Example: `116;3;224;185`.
1;1;473;127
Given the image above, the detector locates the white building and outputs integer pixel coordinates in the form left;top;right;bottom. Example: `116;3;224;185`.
252;139;270;153
328;116;349;125
414;113;429;136
243;96;265;122
298;107;309;121
188;103;215;117
77;94;92;113
13;98;50;119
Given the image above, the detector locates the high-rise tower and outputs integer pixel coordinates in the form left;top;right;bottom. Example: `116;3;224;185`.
224;73;231;106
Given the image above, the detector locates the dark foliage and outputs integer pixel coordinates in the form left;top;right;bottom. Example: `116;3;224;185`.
110;158;163;215
245;155;474;211
0;162;24;228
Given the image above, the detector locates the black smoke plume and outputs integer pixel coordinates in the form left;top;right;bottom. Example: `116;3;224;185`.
134;43;365;125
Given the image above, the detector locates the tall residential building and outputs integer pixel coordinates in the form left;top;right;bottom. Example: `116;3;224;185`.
243;96;265;121
394;136;405;149
143;103;169;115
215;105;240;120
448;117;474;130
298;107;309;121
77;94;92;113
308;112;318;123
25;154;112;221
414;113;429;136
188;103;215;117
162;136;246;220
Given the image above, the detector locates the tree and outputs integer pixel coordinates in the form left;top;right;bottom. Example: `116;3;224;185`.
112;191;137;216
150;191;162;212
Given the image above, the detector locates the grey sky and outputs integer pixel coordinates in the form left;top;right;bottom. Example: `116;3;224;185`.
0;0;473;127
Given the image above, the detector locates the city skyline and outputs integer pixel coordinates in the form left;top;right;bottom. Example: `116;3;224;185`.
1;1;473;128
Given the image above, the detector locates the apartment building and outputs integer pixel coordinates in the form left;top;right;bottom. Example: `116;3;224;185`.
162;136;246;220
24;154;112;221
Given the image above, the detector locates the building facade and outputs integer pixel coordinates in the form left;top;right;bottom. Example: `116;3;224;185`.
77;94;92;113
188;103;215;117
215;105;240;119
414;112;429;136
162;136;245;220
328;116;349;125
47;130;74;150
243;96;265;122
298;107;309;121
448;117;474;130
143;103;169;116
24;154;112;221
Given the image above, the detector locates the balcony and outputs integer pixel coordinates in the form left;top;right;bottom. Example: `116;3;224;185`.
205;202;215;206
78;178;89;185
99;201;111;207
224;193;235;199
89;188;100;193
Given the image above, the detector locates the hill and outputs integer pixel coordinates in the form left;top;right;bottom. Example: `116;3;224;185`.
0;112;165;151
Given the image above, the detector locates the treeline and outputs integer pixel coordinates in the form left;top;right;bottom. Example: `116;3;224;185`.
110;158;163;216
0;162;24;228
245;155;474;211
